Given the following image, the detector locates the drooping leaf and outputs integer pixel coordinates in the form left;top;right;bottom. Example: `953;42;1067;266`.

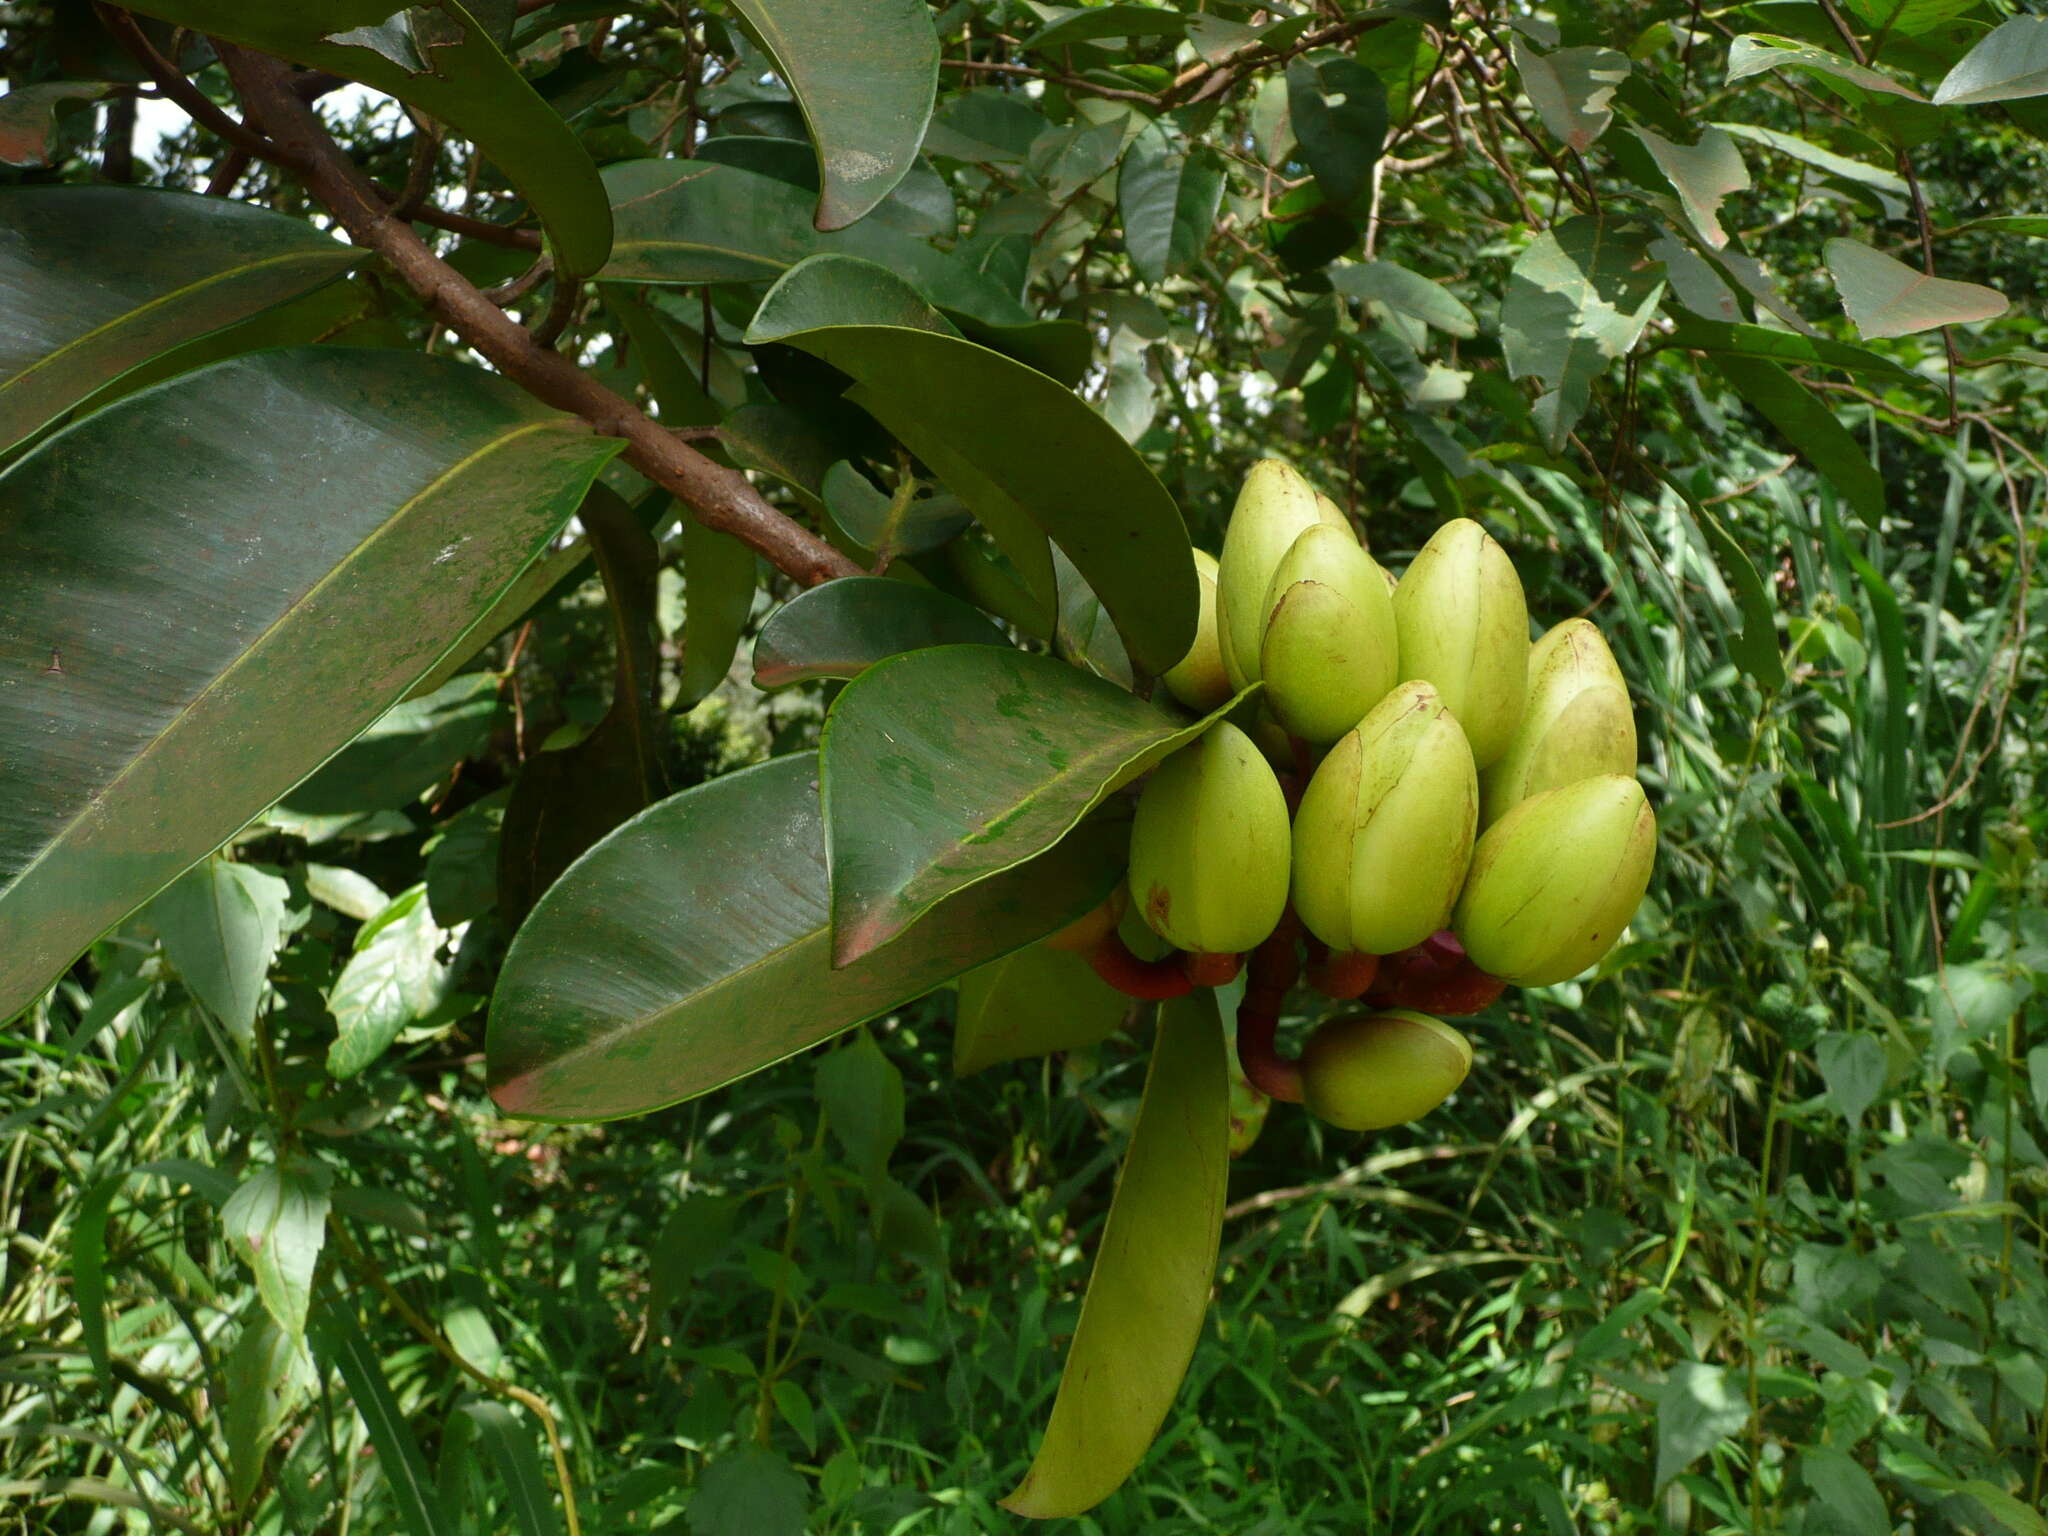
449;1402;558;1536
1713;122;1907;197
1001;991;1228;1518
148;858;291;1041
678;516;759;708
1664;473;1789;691
1633;126;1750;248
221;1312;294;1510
1705;355;1885;528
753;577;1010;689
1933;16;2048;106
0;81;112;166
1823;237;2009;339
1118;119;1226;286
1511;38;1629;153
725;0;939;230
315;1304;454;1536
747;256;1196;676
1286;54;1387;213
1021;5;1188;52
326;886;451;1079
0;186;358;454
0;348;622;1025
814;1029;904;1180
222;1160;331;1344
821;647;1251;965
1330;258;1478;337
1661;313;1917;382
953;943;1127;1076
1725;34;1926;101
119;0;612;273
1500;215;1666;451
486;753;1124;1122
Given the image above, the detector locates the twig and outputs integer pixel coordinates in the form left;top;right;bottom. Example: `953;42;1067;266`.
96;5;276;159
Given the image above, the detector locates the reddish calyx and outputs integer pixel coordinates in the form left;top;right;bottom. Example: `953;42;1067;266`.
1364;929;1507;1016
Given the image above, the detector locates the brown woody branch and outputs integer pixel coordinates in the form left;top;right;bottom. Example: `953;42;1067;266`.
216;44;858;588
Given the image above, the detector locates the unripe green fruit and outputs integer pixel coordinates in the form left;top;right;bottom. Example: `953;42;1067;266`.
1258;524;1399;743
1313;489;1356;545
1128;721;1291;956
1390;518;1530;769
1479;618;1637;825
1161;550;1232;712
1291;681;1478;956
1453;774;1656;986
1299;1010;1473;1131
1216;459;1355;692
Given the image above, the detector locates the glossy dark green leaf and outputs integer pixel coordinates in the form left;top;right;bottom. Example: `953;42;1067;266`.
747;256;1196;676
953;942;1127;1076
754;577;1008;689
0;186;359;454
821;461;972;565
1002;990;1227;1518
121;1;609;273
0;348;623;1024
1118;119;1226;285
821;646;1251;965
1933;15;2048;106
679;517;759;707
498;489;667;927
1286;54;1387;213
286;672;503;815
1706;355;1884;527
721;401;843;508
726;0;939;231
486;752;1124;1121
0;81;111;166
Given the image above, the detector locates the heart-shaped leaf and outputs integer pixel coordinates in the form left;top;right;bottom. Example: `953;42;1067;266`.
0;348;623;1023
1001;990;1228;1518
753;577;1010;689
121;0;612;274
0;186;358;454
725;0;940;231
1934;16;2048;106
486;752;1124;1121
821;646;1252;966
747;255;1196;676
1824;237;2009;338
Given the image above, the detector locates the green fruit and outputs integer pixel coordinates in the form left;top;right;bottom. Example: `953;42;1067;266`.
1479;618;1637;825
1161;549;1232;712
1291;681;1477;956
1299;1010;1473;1131
1453;774;1656;986
1258;523;1399;743
1216;459;1354;692
1313;489;1356;543
1390;518;1529;769
1128;721;1291;956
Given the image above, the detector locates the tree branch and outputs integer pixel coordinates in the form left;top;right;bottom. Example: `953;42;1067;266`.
217;44;859;588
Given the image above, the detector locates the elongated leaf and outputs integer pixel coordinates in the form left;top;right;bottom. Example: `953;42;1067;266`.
1512;38;1628;152
1726;34;1925;100
0;348;623;1024
222;1312;293;1510
1706;355;1884;528
148;857;291;1041
487;753;1123;1121
316;1304;454;1536
1002;991;1228;1518
1118;119;1225;286
1667;473;1788;691
223;1160;331;1344
1022;5;1187;51
452;1402;559;1536
727;0;939;230
1662;313;1916;382
0;186;357;454
679;517;758;707
1823;237;2008;338
823;647;1251;965
1713;122;1906;196
954;943;1127;1076
1330;259;1477;337
1934;16;2048;106
122;0;610;273
748;256;1196;676
753;578;1010;689
1634;126;1749;247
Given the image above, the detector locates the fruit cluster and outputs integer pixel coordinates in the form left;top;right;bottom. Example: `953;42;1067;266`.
1101;459;1657;1133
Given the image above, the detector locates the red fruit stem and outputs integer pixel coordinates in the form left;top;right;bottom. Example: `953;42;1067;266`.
1306;948;1380;1001
1183;951;1243;988
1088;931;1194;1000
1234;916;1304;1103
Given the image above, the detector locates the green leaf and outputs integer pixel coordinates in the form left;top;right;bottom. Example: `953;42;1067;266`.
123;0;609;272
1843;0;1979;38
1633;127;1749;248
822;647;1249;965
1330;259;1477;337
725;0;939;231
753;577;1009;689
1705;355;1885;528
814;1029;904;1180
1815;1032;1886;1123
1654;1362;1748;1489
0;186;358;455
315;1303;454;1536
0;348;621;1025
953;943;1127;1076
327;886;450;1079
1823;237;2009;338
1022;5;1187;52
286;672;503;815
0;81;111;166
222;1312;294;1510
1960;1479;2048;1536
679;516;759;708
1801;1447;1889;1531
1726;34;1925;101
1500;215;1666;452
747;255;1196;676
1662;313;1917;381
1511;38;1629;153
1934;16;2048;106
1029;116;1127;202
1001;991;1228;1519
148;857;291;1041
223;1159;331;1344
686;1446;810;1536
1714;122;1907;197
1664;475;1787;691
451;1402;558;1536
498;489;668;925
486;753;1124;1122
1118;120;1225;286
821;461;971;565
1286;54;1387;213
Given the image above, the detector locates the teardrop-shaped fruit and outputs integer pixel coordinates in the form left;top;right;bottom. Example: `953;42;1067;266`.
1258;524;1399;743
1216;459;1355;691
1299;1009;1472;1131
1453;774;1656;986
1128;721;1291;957
1390;518;1529;769
1161;550;1232;712
1479;619;1637;825
1291;681;1477;957
1313;488;1357;544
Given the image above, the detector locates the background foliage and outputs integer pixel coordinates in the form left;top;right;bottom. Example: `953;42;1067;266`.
2;0;2046;1531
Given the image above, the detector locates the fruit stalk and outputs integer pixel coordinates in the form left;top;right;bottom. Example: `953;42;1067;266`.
1234;915;1304;1102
